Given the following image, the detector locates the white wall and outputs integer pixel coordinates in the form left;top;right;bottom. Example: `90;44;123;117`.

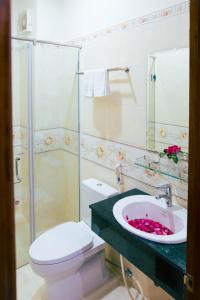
12;0;187;42
61;0;184;41
80;13;189;148
33;44;78;130
35;0;184;42
12;0;185;42
36;0;65;41
11;0;37;38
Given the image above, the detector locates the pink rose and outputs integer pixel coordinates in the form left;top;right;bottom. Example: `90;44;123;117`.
166;145;181;155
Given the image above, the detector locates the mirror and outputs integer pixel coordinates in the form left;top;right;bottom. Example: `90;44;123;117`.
147;48;189;154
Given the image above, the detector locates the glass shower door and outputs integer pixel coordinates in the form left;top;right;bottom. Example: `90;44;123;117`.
33;43;80;237
12;40;31;268
12;39;80;267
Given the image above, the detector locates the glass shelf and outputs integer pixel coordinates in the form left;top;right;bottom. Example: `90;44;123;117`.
135;155;188;182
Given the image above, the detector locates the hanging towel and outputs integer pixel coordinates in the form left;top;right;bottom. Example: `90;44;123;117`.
83;68;110;97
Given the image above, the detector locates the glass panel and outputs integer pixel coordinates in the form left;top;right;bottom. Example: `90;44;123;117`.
33;43;80;237
12;40;31;268
135;154;188;182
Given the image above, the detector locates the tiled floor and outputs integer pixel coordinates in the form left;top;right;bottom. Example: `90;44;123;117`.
17;264;134;300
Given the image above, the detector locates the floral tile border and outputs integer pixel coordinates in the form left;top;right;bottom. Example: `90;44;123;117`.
34;128;79;154
80;133;188;201
148;122;189;151
34;128;63;153
62;128;79;155
13;126;79;155
13;126;188;200
69;1;189;46
13;126;28;149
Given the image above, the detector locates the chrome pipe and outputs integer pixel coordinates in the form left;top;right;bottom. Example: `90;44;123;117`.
11;36;82;49
77;67;130;75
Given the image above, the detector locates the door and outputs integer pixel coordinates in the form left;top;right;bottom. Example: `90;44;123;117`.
32;43;80;238
187;0;200;298
12;39;32;268
0;0;16;299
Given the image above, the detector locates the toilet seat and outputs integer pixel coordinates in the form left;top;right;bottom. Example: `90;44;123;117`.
29;222;93;265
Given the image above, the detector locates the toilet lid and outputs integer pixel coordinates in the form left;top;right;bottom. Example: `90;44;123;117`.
29;222;93;265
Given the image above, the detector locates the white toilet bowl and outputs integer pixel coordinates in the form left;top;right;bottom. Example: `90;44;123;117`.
29;221;108;300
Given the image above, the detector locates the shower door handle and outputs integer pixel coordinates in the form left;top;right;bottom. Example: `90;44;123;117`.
15;157;22;183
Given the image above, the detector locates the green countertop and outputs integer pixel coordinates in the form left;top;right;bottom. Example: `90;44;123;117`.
90;188;186;299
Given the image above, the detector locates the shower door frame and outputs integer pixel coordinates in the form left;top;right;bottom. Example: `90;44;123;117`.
27;42;36;243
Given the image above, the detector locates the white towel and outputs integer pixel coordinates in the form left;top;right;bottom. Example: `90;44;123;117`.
83;68;110;97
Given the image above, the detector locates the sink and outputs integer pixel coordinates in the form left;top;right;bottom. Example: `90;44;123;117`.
113;195;187;244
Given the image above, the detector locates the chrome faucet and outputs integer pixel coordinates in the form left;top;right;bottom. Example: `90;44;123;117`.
156;184;172;207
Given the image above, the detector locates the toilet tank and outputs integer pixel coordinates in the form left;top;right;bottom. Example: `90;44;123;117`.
81;178;118;224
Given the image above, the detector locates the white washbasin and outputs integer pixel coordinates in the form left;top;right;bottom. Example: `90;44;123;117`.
113;195;187;244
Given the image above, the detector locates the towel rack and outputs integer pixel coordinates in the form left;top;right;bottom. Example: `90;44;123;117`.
77;67;129;75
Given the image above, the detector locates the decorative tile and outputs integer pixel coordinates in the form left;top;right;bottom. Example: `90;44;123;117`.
13;126;28;149
34;128;62;153
62;128;79;155
34;128;79;154
13;126;79;155
148;122;189;152
68;1;189;46
96;145;105;158
13;126;188;201
13;126;23;147
81;133;188;201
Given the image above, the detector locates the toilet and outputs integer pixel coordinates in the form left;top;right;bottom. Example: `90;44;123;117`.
29;179;118;300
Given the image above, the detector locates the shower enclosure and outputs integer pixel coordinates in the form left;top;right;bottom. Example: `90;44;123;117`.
12;38;81;268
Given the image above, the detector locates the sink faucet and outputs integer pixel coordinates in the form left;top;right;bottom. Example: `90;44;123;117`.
156;184;172;207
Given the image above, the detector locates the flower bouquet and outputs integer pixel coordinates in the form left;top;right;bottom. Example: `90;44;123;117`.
159;145;182;164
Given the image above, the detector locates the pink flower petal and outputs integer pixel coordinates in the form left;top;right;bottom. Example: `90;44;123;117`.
128;218;173;236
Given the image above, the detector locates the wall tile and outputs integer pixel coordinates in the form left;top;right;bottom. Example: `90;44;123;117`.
81;133;188;201
69;1;189;46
